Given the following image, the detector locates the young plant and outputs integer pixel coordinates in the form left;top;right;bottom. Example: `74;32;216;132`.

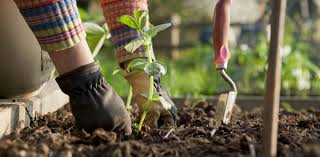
117;10;170;132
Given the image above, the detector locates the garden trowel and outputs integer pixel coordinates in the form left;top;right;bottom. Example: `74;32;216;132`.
212;0;237;126
215;66;237;126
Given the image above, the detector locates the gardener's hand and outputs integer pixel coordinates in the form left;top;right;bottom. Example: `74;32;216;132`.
125;71;178;128
56;63;132;135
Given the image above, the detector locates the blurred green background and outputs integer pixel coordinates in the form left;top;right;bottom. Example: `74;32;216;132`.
78;0;320;97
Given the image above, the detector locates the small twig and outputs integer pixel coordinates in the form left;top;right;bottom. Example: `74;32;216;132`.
125;86;133;111
163;128;175;139
300;129;308;136
245;135;256;157
210;128;217;137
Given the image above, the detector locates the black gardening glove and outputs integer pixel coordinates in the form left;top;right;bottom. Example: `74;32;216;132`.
56;63;132;135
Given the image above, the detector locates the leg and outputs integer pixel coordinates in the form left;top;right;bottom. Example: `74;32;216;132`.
14;0;131;134
100;0;178;128
100;0;149;66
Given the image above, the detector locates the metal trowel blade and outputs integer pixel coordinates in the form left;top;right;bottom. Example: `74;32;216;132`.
215;91;237;126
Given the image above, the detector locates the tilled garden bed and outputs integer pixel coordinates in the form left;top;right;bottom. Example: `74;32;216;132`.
0;102;319;157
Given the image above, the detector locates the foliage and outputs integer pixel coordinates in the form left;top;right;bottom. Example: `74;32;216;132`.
281;18;320;96
161;21;320;97
233;34;268;94
160;44;224;97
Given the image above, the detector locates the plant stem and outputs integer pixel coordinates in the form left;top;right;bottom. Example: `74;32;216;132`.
137;76;154;132
126;85;133;111
148;76;154;100
146;45;154;102
138;109;148;131
147;45;153;62
146;44;154;101
137;45;154;132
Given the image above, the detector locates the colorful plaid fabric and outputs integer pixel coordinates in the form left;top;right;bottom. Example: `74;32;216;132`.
14;0;85;52
101;0;150;64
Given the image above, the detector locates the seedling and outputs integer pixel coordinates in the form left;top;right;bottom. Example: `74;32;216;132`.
117;10;171;132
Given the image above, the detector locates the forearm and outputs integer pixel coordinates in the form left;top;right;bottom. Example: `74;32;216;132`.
213;0;232;65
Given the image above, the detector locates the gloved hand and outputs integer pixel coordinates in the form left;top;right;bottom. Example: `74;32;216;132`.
125;71;178;128
56;63;132;135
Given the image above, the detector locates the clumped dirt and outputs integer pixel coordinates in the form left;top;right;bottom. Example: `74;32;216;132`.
0;102;319;157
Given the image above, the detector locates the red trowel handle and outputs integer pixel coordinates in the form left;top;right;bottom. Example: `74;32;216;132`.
213;0;237;92
213;0;232;70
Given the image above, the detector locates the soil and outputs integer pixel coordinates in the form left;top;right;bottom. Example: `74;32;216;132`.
0;102;319;157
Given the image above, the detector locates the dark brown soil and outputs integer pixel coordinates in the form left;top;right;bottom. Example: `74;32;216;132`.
0;102;319;157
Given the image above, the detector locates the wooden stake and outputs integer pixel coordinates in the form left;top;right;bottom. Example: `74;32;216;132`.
263;0;287;157
170;14;181;59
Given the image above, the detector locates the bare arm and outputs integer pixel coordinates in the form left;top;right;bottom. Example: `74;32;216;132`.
213;0;232;69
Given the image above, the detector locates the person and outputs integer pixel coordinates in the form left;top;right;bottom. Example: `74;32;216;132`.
12;0;231;135
13;0;178;135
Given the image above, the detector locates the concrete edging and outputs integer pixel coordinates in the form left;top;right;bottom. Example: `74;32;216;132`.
0;79;69;138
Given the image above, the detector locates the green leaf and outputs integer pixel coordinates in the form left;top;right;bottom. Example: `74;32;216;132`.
86;31;107;57
146;23;171;38
133;10;147;21
127;58;148;72
83;22;105;35
117;15;139;29
134;10;148;30
92;34;106;57
83;23;110;57
133;10;142;21
124;37;145;53
151;97;161;103
112;66;122;75
140;16;147;31
144;62;167;76
140;15;147;30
